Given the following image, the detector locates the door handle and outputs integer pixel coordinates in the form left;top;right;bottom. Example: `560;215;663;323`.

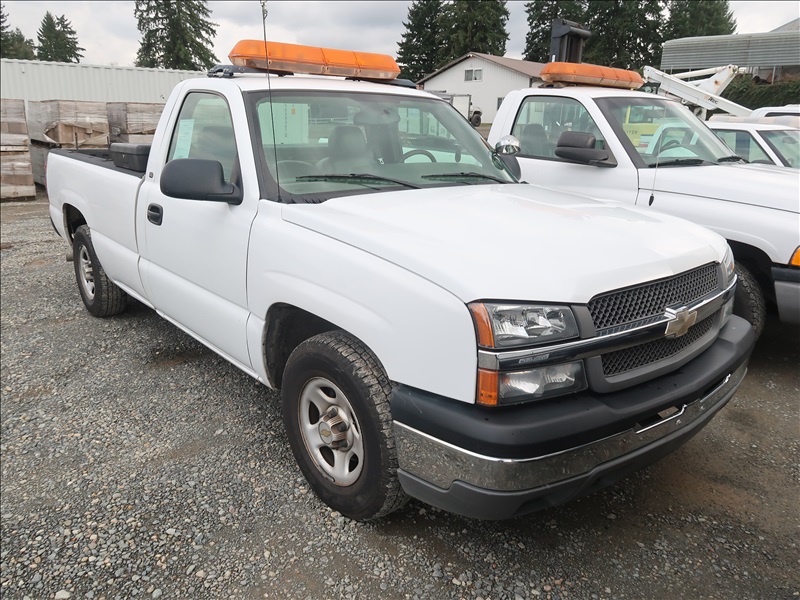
147;203;163;225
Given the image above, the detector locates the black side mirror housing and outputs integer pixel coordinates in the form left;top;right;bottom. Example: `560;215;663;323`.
555;131;616;167
160;159;243;204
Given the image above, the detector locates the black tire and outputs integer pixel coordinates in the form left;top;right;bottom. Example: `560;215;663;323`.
281;331;408;521
733;263;766;338
470;113;481;127
72;225;127;317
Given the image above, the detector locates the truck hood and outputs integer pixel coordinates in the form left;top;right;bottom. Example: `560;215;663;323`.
640;163;799;213
281;184;726;303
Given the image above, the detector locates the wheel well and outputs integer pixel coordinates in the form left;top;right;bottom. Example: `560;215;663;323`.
727;240;775;302
263;304;338;389
63;204;87;243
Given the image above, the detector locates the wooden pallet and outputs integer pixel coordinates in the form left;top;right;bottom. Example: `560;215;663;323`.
27;100;109;147
107;102;164;144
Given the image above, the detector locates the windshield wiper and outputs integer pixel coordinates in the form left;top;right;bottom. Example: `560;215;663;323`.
295;173;420;189
717;155;747;163
420;172;509;183
648;158;712;167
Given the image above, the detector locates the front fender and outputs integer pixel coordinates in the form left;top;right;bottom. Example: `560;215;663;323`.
246;204;478;404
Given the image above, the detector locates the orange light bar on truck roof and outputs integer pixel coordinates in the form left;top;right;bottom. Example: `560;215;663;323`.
541;62;644;89
229;40;400;80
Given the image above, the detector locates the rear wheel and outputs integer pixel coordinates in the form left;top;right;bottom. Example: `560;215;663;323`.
72;225;127;317
281;331;407;520
733;263;766;338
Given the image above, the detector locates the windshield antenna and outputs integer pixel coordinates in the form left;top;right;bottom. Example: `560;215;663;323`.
260;0;281;200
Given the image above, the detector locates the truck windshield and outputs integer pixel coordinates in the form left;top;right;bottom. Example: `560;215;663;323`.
246;90;516;202
595;97;735;167
760;129;799;168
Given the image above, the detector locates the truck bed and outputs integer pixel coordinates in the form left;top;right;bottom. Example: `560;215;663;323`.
50;146;149;177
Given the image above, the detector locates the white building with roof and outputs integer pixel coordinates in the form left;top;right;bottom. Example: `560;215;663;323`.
417;53;546;124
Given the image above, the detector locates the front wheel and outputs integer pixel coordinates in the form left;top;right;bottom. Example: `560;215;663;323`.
281;331;407;520
733;263;766;338
72;225;127;317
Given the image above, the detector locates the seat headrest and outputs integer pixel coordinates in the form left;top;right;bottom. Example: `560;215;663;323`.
329;125;368;158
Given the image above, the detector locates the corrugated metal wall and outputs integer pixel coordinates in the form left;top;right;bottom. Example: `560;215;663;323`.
0;59;203;107
661;31;800;70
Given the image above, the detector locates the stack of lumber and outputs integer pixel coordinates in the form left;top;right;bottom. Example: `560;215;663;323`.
27;100;110;186
0;99;35;201
108;102;164;143
27;100;109;147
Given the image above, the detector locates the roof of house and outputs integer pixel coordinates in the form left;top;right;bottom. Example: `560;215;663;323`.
417;52;546;84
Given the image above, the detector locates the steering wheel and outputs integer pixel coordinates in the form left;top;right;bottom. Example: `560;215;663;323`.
402;149;437;162
655;139;682;155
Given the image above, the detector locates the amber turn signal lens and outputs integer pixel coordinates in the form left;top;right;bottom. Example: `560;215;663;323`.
468;303;495;347
476;368;499;406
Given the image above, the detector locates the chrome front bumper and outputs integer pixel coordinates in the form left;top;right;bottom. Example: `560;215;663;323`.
394;361;747;493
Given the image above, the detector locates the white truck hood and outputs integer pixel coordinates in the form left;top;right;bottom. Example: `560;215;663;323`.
281;184;726;303
642;163;800;213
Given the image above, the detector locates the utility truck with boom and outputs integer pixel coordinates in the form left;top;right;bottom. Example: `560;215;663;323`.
47;40;754;521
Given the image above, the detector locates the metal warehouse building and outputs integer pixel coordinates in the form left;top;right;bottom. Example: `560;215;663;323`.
661;18;800;80
0;59;203;108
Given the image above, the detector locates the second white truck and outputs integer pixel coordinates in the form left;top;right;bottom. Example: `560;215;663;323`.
489;62;800;337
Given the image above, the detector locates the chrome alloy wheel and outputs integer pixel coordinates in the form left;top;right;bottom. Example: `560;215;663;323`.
298;377;364;486
78;245;95;300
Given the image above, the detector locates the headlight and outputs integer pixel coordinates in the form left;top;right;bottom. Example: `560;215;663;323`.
721;246;735;286
469;302;579;348
478;361;588;406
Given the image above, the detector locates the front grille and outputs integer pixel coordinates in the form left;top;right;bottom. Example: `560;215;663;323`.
588;264;720;332
601;315;714;377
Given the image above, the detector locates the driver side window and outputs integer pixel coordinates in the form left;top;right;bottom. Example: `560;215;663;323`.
167;92;237;182
512;96;605;159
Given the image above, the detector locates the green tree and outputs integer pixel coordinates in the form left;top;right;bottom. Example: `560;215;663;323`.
665;0;736;41
439;0;510;63
36;11;84;63
397;0;445;81
522;0;587;63
583;0;665;69
0;3;7;41
1;4;36;60
134;0;218;70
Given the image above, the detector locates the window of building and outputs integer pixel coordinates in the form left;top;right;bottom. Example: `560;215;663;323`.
464;69;482;82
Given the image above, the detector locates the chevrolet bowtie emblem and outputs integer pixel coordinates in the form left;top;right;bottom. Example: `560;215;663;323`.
664;307;698;338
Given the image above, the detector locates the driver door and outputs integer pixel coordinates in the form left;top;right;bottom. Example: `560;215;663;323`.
138;91;257;369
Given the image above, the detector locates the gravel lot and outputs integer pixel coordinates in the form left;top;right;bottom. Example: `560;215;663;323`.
1;192;798;600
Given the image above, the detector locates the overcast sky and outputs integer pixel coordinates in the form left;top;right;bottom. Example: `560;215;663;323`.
2;1;798;68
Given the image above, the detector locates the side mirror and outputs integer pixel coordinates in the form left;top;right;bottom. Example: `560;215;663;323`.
494;135;520;155
160;159;243;204
555;131;616;167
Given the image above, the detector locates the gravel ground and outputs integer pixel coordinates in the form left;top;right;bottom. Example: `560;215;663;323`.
1;192;799;600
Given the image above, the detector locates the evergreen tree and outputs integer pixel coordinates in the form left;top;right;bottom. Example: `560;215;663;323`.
583;0;665;69
665;0;736;41
1;4;36;60
522;0;586;63
36;11;84;63
439;0;510;63
134;0;218;70
396;0;445;82
0;3;7;42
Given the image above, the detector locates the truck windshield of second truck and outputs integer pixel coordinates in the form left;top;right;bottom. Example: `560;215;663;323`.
596;97;740;167
247;90;516;202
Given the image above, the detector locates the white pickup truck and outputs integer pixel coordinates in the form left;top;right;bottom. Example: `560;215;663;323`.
47;42;755;521
488;67;800;336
